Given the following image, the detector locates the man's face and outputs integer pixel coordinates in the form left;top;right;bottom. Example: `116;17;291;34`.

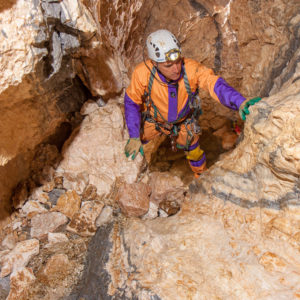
156;58;182;81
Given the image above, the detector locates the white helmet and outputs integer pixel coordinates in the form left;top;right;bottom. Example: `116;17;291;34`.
146;29;181;63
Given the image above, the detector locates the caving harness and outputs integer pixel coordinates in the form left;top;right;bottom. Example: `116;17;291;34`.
141;64;202;152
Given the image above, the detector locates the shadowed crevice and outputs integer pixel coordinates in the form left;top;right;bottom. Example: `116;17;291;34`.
0;0;17;13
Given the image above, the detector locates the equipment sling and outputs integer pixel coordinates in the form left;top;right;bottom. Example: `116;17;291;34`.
141;64;202;151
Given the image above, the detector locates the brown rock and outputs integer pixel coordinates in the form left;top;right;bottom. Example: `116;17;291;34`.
42;180;55;193
54;175;64;189
38;254;72;286
7;268;36;300
221;132;238;150
12;181;28;209
149;172;185;204
67;201;104;236
82;184;97;201
53;190;81;219
30;212;68;240
116;182;151;217
259;252;287;273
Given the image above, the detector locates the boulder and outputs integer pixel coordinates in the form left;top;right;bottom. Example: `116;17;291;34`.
56;101;145;196
117;182;151;217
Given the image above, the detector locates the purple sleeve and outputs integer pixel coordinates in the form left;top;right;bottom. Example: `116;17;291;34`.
214;77;246;111
124;92;141;138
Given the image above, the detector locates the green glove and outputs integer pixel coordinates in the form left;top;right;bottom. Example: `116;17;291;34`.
124;138;144;160
239;97;262;121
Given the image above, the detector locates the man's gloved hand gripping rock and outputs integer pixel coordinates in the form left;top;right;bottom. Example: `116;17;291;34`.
124;138;144;160
239;97;262;121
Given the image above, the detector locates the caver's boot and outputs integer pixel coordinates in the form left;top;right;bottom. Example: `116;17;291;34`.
194;165;207;179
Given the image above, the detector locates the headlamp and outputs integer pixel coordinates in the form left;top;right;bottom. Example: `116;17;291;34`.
165;49;181;62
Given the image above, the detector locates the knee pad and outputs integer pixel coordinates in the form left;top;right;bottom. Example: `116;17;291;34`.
185;146;204;161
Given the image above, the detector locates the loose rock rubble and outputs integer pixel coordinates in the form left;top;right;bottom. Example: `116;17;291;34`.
0;102;188;299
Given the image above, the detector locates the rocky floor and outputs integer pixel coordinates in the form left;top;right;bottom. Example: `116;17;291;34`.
0;136;202;300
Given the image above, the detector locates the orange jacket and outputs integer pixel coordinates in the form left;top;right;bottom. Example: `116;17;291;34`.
125;58;245;138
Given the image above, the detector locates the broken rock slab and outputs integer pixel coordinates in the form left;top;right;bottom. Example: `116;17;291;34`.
6;268;36;300
67;201;104;237
1;233;16;250
30;212;68;240
52;190;81;219
95;205;113;227
21;200;48;219
149;171;185;204
0;239;39;278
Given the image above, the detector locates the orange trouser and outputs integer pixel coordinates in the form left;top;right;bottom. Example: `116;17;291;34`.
141;120;206;174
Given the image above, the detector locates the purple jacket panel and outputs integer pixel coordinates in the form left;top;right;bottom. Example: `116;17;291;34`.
124;92;141;138
214;77;246;111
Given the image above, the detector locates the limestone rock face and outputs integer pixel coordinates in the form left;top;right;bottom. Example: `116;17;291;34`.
0;0;300;298
0;0;97;220
197;80;300;208
1;0;299;223
56;100;145;196
73;68;300;299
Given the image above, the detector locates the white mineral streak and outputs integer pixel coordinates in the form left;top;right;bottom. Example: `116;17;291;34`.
100;0;143;88
218;0;237;46
56;100;145;196
61;0;97;33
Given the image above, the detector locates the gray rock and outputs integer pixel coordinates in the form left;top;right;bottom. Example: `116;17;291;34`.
48;188;65;206
0;276;10;299
66;222;161;300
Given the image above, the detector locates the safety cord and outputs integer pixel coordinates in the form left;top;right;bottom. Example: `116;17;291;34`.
142;65;202;150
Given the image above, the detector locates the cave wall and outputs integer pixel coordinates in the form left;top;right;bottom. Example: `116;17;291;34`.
0;0;299;224
0;0;97;222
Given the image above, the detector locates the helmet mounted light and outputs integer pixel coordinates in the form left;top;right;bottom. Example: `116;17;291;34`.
165;48;181;62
